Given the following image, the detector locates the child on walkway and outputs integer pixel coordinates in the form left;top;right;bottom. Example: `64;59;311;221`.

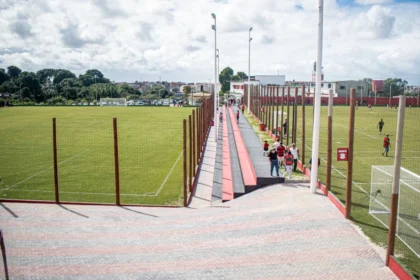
284;151;294;179
263;140;269;156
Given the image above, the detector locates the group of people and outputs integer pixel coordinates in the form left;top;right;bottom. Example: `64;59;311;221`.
377;118;391;156
219;107;241;124
264;139;299;179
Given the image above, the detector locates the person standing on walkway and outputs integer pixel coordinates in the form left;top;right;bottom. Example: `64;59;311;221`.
382;134;391;157
282;119;288;137
241;104;245;114
236;110;240;124
276;142;286;169
289;143;299;172
377;119;384;135
284;151;294;179
263;140;269;156
268;147;280;177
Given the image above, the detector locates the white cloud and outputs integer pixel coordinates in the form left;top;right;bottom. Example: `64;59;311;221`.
0;0;419;84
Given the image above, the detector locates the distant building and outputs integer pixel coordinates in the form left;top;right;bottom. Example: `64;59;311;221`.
180;83;219;94
229;75;286;96
372;80;384;93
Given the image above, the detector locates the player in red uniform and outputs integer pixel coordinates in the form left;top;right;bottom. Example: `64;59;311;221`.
276;142;286;169
382;134;391;157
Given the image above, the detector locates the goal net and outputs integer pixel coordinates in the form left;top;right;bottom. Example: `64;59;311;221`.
370;166;420;257
100;98;127;107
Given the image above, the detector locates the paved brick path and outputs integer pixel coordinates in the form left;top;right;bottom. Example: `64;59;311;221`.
1;184;396;279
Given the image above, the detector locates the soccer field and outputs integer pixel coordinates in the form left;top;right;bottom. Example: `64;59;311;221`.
0;106;192;206
296;105;420;276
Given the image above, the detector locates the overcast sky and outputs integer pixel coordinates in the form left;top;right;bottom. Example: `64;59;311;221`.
0;0;419;84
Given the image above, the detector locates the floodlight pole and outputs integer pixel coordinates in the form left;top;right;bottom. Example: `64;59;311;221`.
310;0;324;194
247;27;252;114
385;95;406;266
211;13;217;142
217;49;220;106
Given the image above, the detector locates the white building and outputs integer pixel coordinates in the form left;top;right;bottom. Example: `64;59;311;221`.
180;83;221;95
229;75;286;96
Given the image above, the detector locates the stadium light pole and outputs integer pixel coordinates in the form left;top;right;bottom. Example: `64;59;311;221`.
211;13;217;142
217;48;220;107
247;27;253;114
310;0;324;194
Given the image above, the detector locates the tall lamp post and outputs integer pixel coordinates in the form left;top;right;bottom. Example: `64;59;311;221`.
211;13;217;142
217;48;220;107
310;0;324;194
247;27;253;114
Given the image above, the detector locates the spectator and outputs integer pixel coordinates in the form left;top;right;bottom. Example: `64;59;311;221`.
309;157;321;170
268;147;280;177
263;140;269;156
284;151;294;179
289;143;299;172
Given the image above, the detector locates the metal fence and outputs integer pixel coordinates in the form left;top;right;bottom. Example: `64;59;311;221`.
0;96;214;207
244;85;420;278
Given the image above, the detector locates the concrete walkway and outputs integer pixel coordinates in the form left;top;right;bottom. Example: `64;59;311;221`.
1;185;396;279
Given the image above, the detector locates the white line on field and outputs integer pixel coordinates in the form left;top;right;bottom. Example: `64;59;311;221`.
0;188;167;197
154;150;183;196
5;149;90;190
335;123;378;140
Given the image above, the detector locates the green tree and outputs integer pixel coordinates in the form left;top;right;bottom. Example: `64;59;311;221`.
21;87;31;99
182;85;192;104
182;85;192;94
17;72;43;101
79;74;94;87
384;78;408;97
0;81;18;93
219;67;234;92
0;70;10;85
36;69;56;85
86;69;104;79
235;71;248;80
7;66;22;79
53;70;76;85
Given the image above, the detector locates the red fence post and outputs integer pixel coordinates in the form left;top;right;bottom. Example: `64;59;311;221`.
192;110;196;175
113;118;120;205
183;119;187;207
196;108;200;163
281;87;285;140
52;118;59;204
188;115;192;192
0;230;9;280
287;86;290;146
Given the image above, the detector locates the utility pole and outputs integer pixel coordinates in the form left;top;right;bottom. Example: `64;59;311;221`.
247;27;253;114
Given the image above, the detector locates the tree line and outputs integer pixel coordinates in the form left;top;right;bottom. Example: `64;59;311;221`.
0;66;172;105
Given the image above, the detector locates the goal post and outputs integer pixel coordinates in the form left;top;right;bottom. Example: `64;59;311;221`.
370;165;420;257
99;98;127;107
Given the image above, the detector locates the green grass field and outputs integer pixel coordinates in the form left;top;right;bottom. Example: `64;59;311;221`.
0;106;193;206
249;104;420;277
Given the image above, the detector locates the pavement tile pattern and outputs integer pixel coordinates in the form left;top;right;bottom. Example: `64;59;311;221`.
1;184;396;279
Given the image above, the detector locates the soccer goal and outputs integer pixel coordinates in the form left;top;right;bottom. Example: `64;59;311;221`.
99;98;127;107
370;166;420;257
